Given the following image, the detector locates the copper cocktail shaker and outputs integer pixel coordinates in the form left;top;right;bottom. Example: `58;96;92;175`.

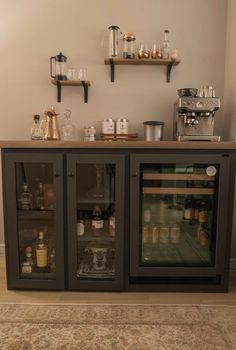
44;106;60;141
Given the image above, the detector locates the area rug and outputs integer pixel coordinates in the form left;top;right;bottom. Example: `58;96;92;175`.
0;303;235;350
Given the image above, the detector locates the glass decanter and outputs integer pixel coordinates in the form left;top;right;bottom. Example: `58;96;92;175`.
61;109;77;141
18;183;33;210
30;114;44;140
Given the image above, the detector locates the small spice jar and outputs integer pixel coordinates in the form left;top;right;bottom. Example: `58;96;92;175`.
116;119;129;134
102;119;115;134
84;126;96;141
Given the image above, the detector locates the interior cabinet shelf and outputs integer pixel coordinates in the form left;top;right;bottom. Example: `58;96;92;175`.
51;80;91;103
143;187;214;195
104;58;181;83
143;173;214;181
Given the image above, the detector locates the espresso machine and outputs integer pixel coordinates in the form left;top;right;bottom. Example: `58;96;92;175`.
174;88;221;141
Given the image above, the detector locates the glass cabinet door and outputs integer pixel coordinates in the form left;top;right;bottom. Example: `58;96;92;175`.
2;152;64;289
130;154;230;278
67;154;124;290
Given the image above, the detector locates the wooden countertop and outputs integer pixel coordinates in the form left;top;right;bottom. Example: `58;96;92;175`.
0;140;236;149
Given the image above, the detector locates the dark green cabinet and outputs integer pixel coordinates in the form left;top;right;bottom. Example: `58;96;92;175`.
1;148;234;292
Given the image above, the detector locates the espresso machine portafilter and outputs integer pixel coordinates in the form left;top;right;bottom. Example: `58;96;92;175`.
173;88;221;141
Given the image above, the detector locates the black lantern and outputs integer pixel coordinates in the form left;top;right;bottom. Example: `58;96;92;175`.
50;52;67;80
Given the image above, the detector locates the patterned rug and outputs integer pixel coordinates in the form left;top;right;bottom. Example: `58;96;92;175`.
0;303;235;349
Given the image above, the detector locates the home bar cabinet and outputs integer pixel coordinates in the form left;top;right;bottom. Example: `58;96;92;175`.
1;141;235;292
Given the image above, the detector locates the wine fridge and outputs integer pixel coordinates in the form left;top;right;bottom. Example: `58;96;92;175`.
130;153;231;291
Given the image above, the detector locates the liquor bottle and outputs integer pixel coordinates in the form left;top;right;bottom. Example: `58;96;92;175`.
196;223;208;246
77;211;85;236
49;248;56;273
22;246;34;273
36;231;48;269
161;30;170;59
18;183;33;210
91;205;103;234
30;114;44;140
198;200;208;224
183;197;194;221
35;182;45;210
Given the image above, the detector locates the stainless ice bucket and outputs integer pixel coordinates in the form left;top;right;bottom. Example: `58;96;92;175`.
143;121;164;141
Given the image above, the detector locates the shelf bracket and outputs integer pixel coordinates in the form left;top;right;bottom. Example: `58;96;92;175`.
166;59;176;83
81;81;89;103
109;58;115;82
56;80;62;102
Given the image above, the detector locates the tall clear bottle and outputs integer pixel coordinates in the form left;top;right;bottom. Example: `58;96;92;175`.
161;30;170;59
61;109;77;141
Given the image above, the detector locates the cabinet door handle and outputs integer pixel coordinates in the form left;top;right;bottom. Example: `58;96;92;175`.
54;171;60;177
132;172;138;177
68;172;75;177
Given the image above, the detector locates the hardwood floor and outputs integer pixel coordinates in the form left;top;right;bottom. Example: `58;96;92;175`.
1;256;236;305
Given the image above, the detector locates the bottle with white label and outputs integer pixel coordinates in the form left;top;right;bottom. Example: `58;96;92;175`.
91;205;103;235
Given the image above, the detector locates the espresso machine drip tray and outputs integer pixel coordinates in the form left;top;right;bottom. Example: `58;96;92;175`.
178;135;221;142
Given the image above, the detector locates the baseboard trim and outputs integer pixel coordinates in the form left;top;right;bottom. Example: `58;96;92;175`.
0;244;5;256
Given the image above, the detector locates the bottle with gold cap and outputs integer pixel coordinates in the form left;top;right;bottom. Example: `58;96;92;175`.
36;231;48;269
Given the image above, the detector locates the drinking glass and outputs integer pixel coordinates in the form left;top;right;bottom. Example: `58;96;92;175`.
67;68;77;80
78;68;88;81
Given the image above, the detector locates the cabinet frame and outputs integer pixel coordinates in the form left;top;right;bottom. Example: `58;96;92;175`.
66;153;125;290
2;150;65;290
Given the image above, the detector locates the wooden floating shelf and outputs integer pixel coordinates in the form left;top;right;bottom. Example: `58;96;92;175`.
104;58;181;82
51;79;91;103
104;58;181;66
100;133;138;141
51;80;91;86
143;173;214;181
143;187;214;195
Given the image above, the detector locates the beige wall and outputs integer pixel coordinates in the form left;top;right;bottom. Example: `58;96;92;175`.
0;0;228;246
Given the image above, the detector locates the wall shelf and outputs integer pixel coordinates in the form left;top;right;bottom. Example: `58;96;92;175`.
104;58;181;83
51;80;91;103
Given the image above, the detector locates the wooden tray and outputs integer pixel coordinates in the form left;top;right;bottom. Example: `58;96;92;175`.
100;133;138;141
